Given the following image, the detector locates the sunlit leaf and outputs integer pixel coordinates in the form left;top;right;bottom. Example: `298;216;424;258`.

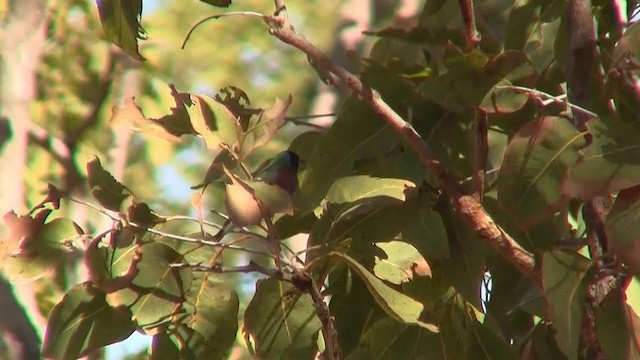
185;94;239;150
373;241;430;284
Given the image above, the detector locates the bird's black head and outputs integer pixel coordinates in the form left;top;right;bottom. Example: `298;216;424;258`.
284;151;300;170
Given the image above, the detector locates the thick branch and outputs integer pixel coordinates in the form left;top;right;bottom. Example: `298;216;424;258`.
267;14;537;281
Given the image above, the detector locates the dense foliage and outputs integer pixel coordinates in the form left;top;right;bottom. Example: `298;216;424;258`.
5;0;640;359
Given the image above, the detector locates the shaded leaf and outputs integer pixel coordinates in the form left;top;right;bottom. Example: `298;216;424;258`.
596;291;640;360
87;157;128;212
330;252;438;331
243;278;321;359
497;116;584;228
127;202;162;228
402;194;449;259
180;275;239;359
107;242;193;333
542;250;590;360
297;96;399;210
345;317;444;360
96;0;146;61
42;283;135;359
605;186;640;275
199;0;231;7
568;118;640;198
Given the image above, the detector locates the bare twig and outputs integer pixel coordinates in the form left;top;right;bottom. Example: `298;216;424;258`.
170;260;279;277
495;85;598;118
266;7;537;280
472;109;487;201
458;0;480;49
181;12;266;49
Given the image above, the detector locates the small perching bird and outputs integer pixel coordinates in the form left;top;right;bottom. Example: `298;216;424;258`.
213;151;300;241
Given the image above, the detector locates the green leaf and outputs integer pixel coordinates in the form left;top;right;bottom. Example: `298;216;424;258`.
478;51;537;114
180;275;239;359
243;278;322;359
344;317;444;360
330;252;438;331
497;116;584;228
466;321;518;360
504;0;541;52
326;176;415;205
199;0;232;7
402;195;449;259
611;21;640;69
596;291;640;360
542;250;590;360
297;96;399;210
185;94;239;150
96;0;146;61
42;283;135;359
373;241;430;284
604;186;640;275
151;324;218;360
239;95;292;158
108;242;193;332
605;185;640;247
87;157;128;212
6;214;80;278
329;267;384;355
568;118;640;197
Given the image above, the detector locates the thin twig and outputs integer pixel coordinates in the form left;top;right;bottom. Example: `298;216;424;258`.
170;260;279;277
458;0;480;49
181;12;265;49
472;109;487;201
495;85;598;118
266;9;537;280
132;223;277;258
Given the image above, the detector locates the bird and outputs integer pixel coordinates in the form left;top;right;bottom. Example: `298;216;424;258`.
212;151;300;241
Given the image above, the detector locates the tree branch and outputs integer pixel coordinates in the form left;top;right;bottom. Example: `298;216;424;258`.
565;1;610;357
457;0;480;49
266;8;537;282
